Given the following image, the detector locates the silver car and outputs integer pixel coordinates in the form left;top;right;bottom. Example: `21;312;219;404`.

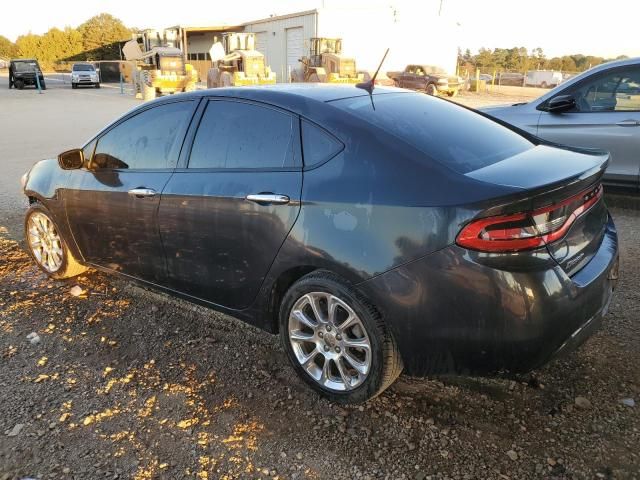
481;57;640;189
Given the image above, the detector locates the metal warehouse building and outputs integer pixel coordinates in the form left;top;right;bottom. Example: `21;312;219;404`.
242;6;458;83
167;5;458;83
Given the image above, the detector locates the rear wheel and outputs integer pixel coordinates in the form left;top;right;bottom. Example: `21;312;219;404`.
279;271;403;403
40;81;46;90
15;79;24;90
24;204;87;280
426;83;437;96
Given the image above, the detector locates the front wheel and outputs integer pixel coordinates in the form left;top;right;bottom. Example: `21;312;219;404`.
279;271;403;403
24;204;87;279
426;83;437;96
95;83;101;89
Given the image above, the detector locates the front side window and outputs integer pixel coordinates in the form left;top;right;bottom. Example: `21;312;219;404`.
188;100;295;169
565;66;640;112
92;101;193;170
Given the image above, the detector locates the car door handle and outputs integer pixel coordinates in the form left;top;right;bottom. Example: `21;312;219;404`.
128;188;157;198
616;119;640;127
245;193;290;205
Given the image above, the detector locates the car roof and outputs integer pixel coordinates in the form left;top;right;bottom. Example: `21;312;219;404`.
153;83;405;106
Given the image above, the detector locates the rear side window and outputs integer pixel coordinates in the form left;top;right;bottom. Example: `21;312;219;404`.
301;120;343;166
188;100;296;169
92;101;193;170
332;93;534;174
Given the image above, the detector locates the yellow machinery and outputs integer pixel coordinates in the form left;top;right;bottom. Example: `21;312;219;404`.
207;33;276;88
121;39;197;101
291;38;363;84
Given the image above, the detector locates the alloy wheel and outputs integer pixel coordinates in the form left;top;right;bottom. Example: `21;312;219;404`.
27;212;64;273
288;292;372;391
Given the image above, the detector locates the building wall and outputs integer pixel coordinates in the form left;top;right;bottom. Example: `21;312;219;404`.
243;6;458;83
186;32;219;56
243;11;318;82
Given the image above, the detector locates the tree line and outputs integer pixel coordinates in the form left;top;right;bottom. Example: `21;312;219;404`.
0;13;133;69
459;47;629;74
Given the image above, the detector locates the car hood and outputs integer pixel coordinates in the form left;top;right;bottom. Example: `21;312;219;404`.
479;103;529;114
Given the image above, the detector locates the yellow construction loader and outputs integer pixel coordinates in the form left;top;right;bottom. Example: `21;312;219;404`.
121;39;197;101
207;33;276;88
291;38;363;84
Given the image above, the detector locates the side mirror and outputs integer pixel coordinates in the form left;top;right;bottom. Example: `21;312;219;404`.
58;149;84;170
546;95;576;113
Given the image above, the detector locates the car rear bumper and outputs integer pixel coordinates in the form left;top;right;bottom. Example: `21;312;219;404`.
358;215;619;376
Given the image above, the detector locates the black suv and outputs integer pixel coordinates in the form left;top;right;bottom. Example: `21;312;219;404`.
9;59;46;90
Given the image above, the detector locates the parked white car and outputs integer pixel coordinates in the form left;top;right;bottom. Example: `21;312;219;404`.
70;63;100;89
481;57;640;189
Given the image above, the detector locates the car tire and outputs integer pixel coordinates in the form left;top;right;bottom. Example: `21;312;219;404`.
24;203;87;280
279;271;403;403
15;79;24;90
426;83;437;96
95;83;101;89
71;83;77;89
40;81;46;90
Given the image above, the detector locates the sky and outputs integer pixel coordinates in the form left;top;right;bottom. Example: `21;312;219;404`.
2;0;639;59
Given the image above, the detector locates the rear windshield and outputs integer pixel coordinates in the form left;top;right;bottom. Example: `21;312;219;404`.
73;64;95;71
332;93;534;174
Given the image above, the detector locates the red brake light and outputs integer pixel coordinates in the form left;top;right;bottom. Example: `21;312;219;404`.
457;184;603;253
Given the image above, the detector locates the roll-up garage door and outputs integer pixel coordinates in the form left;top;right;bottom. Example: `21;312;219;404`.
286;27;303;82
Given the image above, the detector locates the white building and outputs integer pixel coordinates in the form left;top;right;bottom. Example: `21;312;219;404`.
242;6;459;82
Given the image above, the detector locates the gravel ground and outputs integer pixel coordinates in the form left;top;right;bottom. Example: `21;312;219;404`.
0;204;638;480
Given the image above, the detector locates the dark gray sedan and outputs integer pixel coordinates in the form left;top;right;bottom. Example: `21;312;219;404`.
21;85;618;403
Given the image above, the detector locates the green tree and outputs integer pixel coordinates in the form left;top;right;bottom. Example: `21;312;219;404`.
15;33;41;59
78;13;131;53
0;35;17;59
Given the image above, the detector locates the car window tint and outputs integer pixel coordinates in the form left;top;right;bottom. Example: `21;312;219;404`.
92;102;192;170
189;100;295;169
301;120;342;166
569;67;640;112
332;92;534;174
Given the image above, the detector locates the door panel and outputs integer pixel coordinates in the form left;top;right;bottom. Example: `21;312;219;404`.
538;111;640;186
65;171;172;282
159;171;301;308
158;98;302;309
64;100;195;283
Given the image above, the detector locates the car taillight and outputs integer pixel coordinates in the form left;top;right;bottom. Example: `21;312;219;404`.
457;184;603;253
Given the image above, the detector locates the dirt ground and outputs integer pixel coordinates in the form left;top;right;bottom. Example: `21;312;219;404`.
1;204;639;480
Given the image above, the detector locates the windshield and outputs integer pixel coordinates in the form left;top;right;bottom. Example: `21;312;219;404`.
332;93;534;174
424;65;446;75
73;64;95;71
13;62;38;73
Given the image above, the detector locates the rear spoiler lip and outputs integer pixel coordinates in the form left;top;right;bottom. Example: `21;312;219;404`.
470;151;609;219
